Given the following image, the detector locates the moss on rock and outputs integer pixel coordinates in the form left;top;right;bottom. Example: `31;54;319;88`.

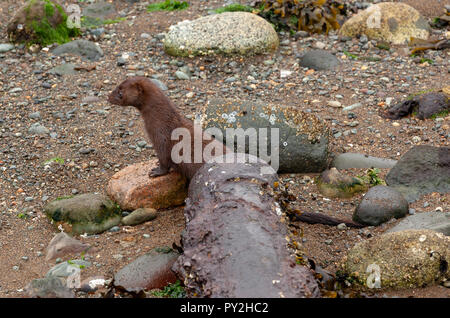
7;0;80;46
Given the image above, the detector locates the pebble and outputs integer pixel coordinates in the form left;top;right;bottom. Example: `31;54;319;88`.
29;111;41;119
343;103;363;111
109;226;120;232
327;101;342;108
175;70;190;80
337;223;347;230
0;43;14;53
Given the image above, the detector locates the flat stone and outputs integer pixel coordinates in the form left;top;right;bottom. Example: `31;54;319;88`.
46;260;91;278
48;63;77;76
299;50;340;71
333;153;398;169
121;208;157;226
52;40;104;61
388;212;450;236
44;193;122;235
0;43;14;53
25;277;74;298
106;160;188;211
46;232;90;261
164;12;279;56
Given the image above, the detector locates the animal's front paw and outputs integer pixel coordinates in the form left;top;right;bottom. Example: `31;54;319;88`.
148;166;168;178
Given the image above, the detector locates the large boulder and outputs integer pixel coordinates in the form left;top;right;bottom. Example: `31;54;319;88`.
340;230;450;289
386;146;450;202
339;2;429;45
6;0;80;46
107;160;188;211
198;99;330;173
163;12;279;56
44;193;122;235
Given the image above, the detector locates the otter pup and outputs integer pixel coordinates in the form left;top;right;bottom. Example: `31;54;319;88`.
108;77;229;180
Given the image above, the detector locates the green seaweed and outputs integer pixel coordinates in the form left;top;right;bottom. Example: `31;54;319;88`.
430;109;449;119
21;0;80;46
213;4;254;14
147;0;189;12
151;280;186;298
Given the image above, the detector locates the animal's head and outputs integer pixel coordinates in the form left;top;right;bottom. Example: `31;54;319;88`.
108;77;147;107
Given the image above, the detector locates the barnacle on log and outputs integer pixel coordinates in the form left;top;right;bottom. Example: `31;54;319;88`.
256;0;346;34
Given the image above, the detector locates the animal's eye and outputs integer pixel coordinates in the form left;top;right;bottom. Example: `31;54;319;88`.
118;91;123;98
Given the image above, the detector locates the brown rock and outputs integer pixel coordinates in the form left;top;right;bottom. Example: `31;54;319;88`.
114;247;179;293
106;160;188;211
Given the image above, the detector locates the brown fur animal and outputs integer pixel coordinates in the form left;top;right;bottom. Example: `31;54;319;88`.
108;77;230;180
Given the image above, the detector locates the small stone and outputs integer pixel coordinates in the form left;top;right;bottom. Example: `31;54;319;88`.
121;208;157;226
109;226;120;232
327;100;342;108
175;70;190;80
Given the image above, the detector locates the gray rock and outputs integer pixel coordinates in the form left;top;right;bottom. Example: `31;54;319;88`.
386;146;450;202
46;232;90;261
299;50;340;71
83;1;116;19
46;259;91;278
0;43;14;53
333;153;397;169
28;123;49;135
175;70;190;80
199;98;330;173
121;208;157;226
28;111;41;119
52;40;104;61
49;63;77;76
353;185;408;226
44;193;122;235
388;212;450;236
114;247;179;293
25;277;74;298
164;12;279;56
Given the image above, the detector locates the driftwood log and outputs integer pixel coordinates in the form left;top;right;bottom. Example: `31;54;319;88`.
172;154;320;297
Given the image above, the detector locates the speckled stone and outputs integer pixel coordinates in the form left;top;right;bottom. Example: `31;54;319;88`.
339;2;429;45
198;99;330;173
340;230;450;289
163;12;279;57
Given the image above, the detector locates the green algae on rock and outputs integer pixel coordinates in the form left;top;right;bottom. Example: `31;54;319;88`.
44;193;122;235
7;0;80;46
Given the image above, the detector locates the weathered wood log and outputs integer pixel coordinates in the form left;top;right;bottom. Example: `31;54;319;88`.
172;153;320;297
